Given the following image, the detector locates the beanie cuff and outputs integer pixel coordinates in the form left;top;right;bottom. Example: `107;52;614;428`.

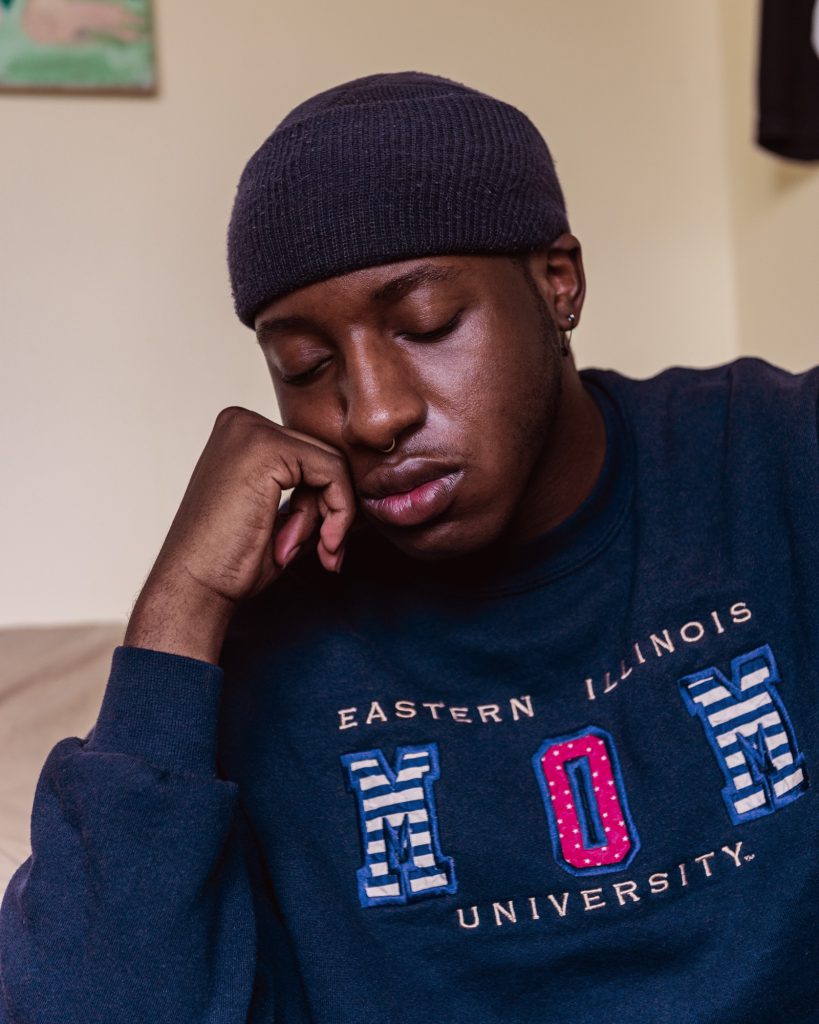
228;74;569;326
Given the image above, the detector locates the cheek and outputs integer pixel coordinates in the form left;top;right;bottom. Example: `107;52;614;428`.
275;388;344;443
405;355;555;556
446;336;556;465
506;354;560;460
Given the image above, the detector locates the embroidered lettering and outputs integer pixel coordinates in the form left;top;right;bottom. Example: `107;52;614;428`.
341;743;457;908
679;644;808;824
457;905;480;929
493;901;516;926
613;880;639;905
721;841;743;868
395;700;417;719
452;840;755;931
650;630;675;657
338;707;358;730
581;888;606;911
548;892;570;917
510;695;534;720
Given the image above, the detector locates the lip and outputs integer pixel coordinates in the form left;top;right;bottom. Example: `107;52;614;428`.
358;459;463;528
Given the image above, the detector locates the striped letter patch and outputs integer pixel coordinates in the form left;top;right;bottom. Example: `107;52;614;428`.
341;743;457;908
679;644;808;824
532;726;641;876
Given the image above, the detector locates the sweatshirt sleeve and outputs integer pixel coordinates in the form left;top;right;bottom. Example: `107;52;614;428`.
0;645;260;1024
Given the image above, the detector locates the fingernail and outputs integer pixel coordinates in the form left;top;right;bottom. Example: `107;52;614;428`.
284;544;302;567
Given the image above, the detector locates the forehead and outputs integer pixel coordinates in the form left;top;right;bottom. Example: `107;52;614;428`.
254;255;494;334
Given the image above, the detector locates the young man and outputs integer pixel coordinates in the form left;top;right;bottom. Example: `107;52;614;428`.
2;71;819;1023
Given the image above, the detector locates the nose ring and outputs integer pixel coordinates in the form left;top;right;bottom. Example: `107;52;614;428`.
380;438;397;454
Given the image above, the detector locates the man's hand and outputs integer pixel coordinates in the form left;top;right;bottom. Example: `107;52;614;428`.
124;407;356;664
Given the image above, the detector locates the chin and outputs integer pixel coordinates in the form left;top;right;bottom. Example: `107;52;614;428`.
371;509;509;561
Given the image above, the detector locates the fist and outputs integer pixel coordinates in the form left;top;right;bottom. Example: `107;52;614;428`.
125;407;357;662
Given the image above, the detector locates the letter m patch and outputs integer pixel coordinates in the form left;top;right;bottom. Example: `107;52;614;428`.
679;644;808;824
341;743;457;908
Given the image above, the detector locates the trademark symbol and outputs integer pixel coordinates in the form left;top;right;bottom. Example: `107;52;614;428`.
744;854;755;862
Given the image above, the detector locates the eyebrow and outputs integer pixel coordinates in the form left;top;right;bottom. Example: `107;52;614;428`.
255;263;464;343
256;314;315;345
367;264;463;305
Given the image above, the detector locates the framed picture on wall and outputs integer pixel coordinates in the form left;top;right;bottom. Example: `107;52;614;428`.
0;0;155;94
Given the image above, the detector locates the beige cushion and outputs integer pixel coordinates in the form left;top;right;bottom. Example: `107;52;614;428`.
0;623;123;897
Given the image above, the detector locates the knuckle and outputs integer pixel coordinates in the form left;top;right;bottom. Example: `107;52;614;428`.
215;407;274;447
214;405;247;424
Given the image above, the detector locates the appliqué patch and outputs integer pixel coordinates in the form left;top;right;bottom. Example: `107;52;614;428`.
679;644;809;824
531;726;641;877
341;743;457;908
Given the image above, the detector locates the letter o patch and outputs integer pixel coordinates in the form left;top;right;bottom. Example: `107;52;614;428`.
532;726;641;877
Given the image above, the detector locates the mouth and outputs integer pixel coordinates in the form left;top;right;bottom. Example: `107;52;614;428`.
358;460;463;529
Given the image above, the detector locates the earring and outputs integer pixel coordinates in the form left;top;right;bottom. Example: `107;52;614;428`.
561;312;577;356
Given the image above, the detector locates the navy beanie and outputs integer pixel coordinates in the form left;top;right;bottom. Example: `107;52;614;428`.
227;71;570;328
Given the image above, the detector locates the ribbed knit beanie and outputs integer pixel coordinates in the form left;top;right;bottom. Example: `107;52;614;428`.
227;71;570;328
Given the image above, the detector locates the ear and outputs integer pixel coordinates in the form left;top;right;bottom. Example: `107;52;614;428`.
524;234;586;331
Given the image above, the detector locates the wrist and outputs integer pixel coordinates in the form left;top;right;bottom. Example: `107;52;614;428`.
124;570;235;665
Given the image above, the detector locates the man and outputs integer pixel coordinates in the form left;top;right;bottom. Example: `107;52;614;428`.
2;71;819;1024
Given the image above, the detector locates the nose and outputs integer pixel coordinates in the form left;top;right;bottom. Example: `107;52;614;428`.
339;336;427;452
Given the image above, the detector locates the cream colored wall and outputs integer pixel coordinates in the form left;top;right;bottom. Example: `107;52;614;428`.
0;0;779;627
719;0;819;373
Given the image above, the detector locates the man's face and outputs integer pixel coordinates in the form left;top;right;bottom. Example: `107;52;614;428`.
255;253;572;559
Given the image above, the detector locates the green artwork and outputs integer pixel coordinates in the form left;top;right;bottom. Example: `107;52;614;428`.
0;0;154;93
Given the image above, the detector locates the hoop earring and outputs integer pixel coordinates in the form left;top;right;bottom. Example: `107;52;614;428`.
561;312;577;356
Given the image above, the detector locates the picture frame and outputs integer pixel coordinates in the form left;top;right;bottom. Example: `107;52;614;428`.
0;0;155;95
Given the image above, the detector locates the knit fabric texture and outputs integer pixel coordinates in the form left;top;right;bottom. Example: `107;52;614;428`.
227;71;570;327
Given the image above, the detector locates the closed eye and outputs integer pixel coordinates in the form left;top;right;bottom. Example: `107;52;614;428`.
279;357;332;386
402;310;463;342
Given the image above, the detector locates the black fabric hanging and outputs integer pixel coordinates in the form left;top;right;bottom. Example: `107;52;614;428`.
757;0;819;160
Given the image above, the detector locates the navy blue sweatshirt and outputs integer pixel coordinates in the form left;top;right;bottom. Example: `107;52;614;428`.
2;359;819;1024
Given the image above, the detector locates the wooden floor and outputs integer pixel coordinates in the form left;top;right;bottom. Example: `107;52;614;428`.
0;622;123;896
